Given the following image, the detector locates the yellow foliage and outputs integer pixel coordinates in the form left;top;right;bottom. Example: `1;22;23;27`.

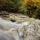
20;0;40;7
32;0;40;7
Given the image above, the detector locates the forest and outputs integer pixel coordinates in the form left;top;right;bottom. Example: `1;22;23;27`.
0;0;40;19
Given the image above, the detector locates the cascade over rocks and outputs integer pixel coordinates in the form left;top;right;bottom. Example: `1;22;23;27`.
0;17;40;40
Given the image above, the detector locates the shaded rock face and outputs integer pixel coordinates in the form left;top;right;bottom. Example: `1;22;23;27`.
0;17;40;40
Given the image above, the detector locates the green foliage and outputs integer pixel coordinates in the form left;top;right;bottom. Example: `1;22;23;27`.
18;0;40;19
25;0;40;19
0;0;19;12
0;0;40;19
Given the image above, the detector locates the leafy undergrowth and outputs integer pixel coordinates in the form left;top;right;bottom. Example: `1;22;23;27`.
0;0;40;19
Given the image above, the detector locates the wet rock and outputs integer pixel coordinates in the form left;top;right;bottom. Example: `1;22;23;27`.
10;19;16;22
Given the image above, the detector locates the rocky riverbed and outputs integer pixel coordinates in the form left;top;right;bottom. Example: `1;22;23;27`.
0;12;40;40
